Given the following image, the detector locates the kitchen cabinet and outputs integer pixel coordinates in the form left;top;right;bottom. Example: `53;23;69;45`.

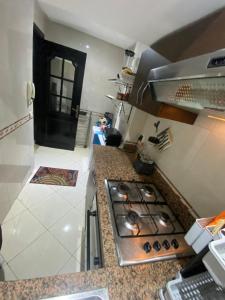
128;48;198;125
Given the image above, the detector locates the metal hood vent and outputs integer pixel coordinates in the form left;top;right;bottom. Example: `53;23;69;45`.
149;49;225;112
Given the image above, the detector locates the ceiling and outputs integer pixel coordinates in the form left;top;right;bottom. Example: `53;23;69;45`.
38;0;225;49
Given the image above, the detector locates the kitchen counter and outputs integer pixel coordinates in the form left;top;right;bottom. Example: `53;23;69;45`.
0;145;195;300
0;261;188;300
93;145;195;268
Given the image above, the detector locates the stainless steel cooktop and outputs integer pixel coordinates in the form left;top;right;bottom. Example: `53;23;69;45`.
105;179;194;266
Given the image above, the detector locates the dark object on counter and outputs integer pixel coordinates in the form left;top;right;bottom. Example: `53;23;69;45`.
180;245;208;278
105;128;122;147
133;159;155;175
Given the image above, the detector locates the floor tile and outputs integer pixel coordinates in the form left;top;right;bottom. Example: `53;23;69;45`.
57;256;80;275
2;145;89;280
3;200;26;224
1;210;45;262
0;263;17;281
29;193;72;229
49;210;84;254
9;231;71;280
19;183;54;209
54;186;86;209
73;246;83;267
76;174;89;190
34;148;80;170
0;254;5;265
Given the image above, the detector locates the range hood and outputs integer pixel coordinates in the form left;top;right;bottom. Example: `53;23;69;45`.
148;49;225;112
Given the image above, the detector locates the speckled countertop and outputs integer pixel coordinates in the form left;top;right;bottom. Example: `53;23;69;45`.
93;145;195;268
0;145;195;300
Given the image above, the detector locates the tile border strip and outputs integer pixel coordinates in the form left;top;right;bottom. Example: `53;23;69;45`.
0;113;33;141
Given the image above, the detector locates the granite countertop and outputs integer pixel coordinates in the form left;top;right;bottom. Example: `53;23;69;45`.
93;145;195;268
0;145;195;300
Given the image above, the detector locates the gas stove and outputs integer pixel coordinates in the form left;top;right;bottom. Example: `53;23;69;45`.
105;179;194;266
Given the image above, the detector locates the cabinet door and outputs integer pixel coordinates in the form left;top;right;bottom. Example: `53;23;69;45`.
128;48;169;112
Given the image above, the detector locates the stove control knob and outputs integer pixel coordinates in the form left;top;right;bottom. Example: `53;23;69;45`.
143;242;151;253
153;241;161;252
171;239;179;249
162;240;170;250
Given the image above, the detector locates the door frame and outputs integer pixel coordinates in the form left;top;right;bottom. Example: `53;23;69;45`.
33;23;44;39
33;31;87;150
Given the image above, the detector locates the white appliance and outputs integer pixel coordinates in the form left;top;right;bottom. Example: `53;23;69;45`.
203;238;225;288
159;271;225;300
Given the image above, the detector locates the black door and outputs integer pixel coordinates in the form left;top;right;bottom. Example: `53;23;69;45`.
33;36;86;150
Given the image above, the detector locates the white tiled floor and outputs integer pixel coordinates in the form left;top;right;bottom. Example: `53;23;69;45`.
0;146;89;281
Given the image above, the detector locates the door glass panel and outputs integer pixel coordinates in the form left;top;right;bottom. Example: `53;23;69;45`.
49;58;75;115
64;60;75;80
50;57;63;77
61;98;72;114
50;77;61;95
49;95;60;112
62;80;74;98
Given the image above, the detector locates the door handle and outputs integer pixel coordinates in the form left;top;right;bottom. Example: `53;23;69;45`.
86;209;98;271
72;105;80;118
86;210;91;271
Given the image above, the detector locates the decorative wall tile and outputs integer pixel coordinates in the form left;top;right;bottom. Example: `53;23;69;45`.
0;114;33;141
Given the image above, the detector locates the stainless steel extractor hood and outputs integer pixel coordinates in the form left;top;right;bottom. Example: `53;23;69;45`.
149;49;225;112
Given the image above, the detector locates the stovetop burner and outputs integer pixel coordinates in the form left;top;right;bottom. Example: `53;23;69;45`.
140;185;156;200
157;212;171;227
126;210;139;225
125;210;140;232
105;179;194;266
117;183;130;198
109;181;166;203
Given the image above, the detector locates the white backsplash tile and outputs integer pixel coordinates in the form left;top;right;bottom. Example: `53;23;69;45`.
0;123;34;223
139;111;225;217
0;0;33;130
0;0;34;223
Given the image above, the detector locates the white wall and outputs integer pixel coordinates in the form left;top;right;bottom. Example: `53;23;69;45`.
0;0;34;222
45;21;124;114
131;42;149;73
34;0;47;34
136;110;225;217
124;107;148;142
